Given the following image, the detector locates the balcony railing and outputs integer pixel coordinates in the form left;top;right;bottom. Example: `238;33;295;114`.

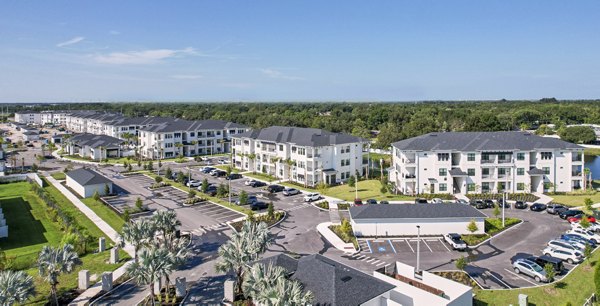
572;172;582;176
481;159;495;164
498;159;512;164
404;159;415;164
572;157;583;162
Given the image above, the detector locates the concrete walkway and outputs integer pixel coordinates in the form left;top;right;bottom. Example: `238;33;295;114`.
43;174;135;306
532;192;554;204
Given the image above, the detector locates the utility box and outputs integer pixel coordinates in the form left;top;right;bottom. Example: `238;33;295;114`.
518;294;528;306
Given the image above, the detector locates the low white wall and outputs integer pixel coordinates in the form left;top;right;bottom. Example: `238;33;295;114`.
352;217;485;237
316;222;357;252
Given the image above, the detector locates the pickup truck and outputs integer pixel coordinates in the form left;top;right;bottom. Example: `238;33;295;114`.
444;233;467;251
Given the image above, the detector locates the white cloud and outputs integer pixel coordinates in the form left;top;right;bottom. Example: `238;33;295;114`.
260;68;303;81
109;30;120;35
56;36;85;47
92;47;197;65
170;74;203;80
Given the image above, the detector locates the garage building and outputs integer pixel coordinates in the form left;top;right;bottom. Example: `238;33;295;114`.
66;168;113;198
349;204;486;237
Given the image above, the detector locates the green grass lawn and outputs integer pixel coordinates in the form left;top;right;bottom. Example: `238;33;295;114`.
50;172;66;180
474;248;600;305
81;198;126;232
215;164;239;173
584;147;600;156
323;180;414;202
242;172;277;182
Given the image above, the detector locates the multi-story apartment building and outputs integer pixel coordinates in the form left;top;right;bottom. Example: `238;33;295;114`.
232;126;369;186
14;111;41;125
389;131;584;195
139;119;247;159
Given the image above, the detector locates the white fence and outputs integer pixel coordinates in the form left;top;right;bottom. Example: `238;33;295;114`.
0;173;43;187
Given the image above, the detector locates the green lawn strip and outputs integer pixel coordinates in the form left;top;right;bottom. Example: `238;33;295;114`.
368;152;392;165
242;172;277;182
280;182;317;192
81;198;125;232
323;179;415;202
214;164;239;173
551;192;600;207
584;147;600;156
145;173;251;215
25;250;128;306
474;248;600;306
50;172;66;180
61;154;95;162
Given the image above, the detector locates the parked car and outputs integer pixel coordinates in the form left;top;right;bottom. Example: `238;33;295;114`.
526;255;565;274
514;201;527;209
283;188;301;196
379;200;390;204
567;228;600;244
209;169;220;176
559;209;583;220
245;179;258;186
186;180;201;187
250;201;268;210
456;199;469;205
543;247;582;264
249;180;267;188
497;198;510;208
444;233;467;251
203;186;218;196
530;203;547;212
484;199;495;208
267;184;285;193
415;198;428;204
512;259;548;282
567;214;597;224
304;193;321;202
236;195;258;205
218;159;228;165
432;198;443;204
560;234;597;248
473;200;486;209
548;239;584;253
365;199;378;205
547;204;568;215
225;173;243;180
215;170;228;177
571;221;600;233
201;167;216;174
354;198;363;206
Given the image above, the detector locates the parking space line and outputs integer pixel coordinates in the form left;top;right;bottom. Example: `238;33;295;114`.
376;261;387;267
372;259;382;265
422;239;433;252
484;271;512;289
366;240;373;253
388;240;397;253
355;255;366;260
405;240;414;252
366;258;376;263
439;238;452;252
503;269;538;286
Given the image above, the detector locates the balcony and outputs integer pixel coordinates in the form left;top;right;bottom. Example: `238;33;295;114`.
498;159;512;164
481;159;495;164
572;156;583;162
404;159;415;164
572;172;582;177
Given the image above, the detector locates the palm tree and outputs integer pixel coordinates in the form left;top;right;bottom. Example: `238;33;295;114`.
175;143;184;158
242;263;286;300
253;275;313;305
126;246;174;306
215;221;271;295
285;158;295;182
0;270;36;305
248;153;257;174
162;236;190;302
152;210;180;247
121;219;156;261
37;244;81;306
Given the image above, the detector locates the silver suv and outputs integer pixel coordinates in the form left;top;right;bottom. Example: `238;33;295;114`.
512;259;548;282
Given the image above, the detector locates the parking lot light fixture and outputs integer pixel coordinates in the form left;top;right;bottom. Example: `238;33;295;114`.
416;226;422;272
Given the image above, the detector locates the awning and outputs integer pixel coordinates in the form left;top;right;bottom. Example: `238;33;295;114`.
528;168;545;176
449;169;468;176
322;168;337;174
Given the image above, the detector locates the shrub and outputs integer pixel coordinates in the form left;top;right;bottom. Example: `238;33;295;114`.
239;190;248;205
93;190;100;202
155;176;163;183
348;175;355;187
544;263;555;282
165;167;172;179
267;202;275;220
467;219;478;234
135;197;143;210
455;256;468;270
188;189;196;199
201;178;209;193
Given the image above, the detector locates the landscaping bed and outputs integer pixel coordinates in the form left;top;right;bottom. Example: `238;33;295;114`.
329;219;358;249
50;172;66;180
465;193;539;203
229;211;285;232
242;172;277;182
461;218;521;246
433;271;478;288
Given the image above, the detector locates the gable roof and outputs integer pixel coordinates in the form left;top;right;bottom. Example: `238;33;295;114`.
68;133;122;148
139;119;247;133
259;254;395;305
234;126;366;147
392;131;582;151
349;203;487;220
66;168;112;186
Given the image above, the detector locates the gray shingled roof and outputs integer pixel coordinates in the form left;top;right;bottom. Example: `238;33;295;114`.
69;133;122;148
392;132;582;151
259;254;394;305
66;168;112;186
350;203;487;220
139;119;246;133
235;126;366;147
254;253;299;274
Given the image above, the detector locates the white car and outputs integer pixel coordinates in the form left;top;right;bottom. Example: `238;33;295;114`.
444;233;467;251
186;180;201;187
244;179;257;186
567;228;600;244
432;198;443;204
543;247;582;264
572;221;600;233
304;193;321;202
547;239;583;253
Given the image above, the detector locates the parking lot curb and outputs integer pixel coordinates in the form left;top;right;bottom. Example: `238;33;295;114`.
468;219;524;249
225;210;288;232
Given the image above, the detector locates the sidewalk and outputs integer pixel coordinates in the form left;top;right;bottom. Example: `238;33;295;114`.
532;192;554;204
43;174;135;306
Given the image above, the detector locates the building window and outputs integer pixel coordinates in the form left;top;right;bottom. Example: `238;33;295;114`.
467;153;475;161
439;168;447;176
439;183;447;192
498;168;506;176
279;145;284;151
517;183;525;191
482;168;489;176
298;148;305;155
541;152;553;160
482;153;490;161
341;172;345;180
543;167;550;175
437;153;449;161
190;132;195;137
468;168;475;176
468;184;476;192
292;146;297;153
517;153;525;160
517;168;525;176
482;182;490;192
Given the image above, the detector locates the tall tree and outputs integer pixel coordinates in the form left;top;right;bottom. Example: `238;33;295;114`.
126;246;174;305
121;219;156;261
37;244;81;306
0;270;36;305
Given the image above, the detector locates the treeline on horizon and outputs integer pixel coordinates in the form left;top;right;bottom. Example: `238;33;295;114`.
10;99;600;148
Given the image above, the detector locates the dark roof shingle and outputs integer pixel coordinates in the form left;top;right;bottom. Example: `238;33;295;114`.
234;126;366;147
66;168;112;186
349;203;487;220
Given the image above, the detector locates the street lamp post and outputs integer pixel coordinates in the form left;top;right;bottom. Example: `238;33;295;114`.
355;173;358;200
187;166;191;192
416;225;421;273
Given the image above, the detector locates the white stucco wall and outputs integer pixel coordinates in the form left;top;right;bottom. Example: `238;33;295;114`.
66;176;112;198
351;217;485;237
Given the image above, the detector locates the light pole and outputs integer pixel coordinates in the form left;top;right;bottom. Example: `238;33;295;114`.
355;173;358;200
416;225;421;273
187;166;191;192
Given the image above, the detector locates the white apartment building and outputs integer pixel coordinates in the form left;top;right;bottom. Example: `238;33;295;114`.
139;119;247;159
389;131;584;195
232;126;369;186
14;111;41;125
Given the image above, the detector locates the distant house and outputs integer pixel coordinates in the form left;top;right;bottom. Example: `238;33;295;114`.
22;131;39;141
65;133;124;160
65;168;113;198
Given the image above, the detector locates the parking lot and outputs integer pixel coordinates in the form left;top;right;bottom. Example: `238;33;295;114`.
359;237;452;254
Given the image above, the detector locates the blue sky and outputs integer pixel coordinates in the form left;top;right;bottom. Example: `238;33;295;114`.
1;1;599;102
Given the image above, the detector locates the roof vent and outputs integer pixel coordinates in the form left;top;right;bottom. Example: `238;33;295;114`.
430;134;437;137
341;276;352;282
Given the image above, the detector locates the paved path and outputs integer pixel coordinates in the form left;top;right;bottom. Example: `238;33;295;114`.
43;174;135;306
532;192;554;204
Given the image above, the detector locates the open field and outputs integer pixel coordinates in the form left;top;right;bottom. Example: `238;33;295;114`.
323;179;414;202
81;198;126;232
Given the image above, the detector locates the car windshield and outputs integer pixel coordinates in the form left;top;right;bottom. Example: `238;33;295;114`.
531;264;543;272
